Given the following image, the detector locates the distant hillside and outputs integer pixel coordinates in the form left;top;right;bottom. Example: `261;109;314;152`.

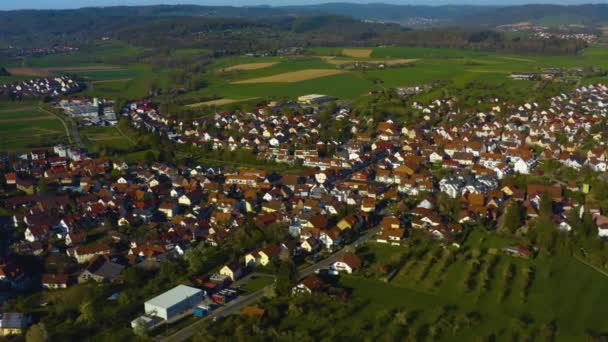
1;4;608;32
282;3;492;24
0;4;591;56
459;4;608;27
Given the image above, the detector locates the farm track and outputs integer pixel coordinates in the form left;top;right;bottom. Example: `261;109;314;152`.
38;106;81;147
115;126;137;145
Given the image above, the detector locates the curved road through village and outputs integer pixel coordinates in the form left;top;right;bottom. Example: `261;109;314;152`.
160;226;380;342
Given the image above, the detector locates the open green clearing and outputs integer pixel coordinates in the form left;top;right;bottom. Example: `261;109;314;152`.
240;276;274;294
80;64;173;99
183;46;608;104
0;117;66;150
342;230;608;340
0;105;67;150
0;107;51;120
81;126;136;151
10;41;144;68
80;126;160;163
1;41;177;99
5;44;608;104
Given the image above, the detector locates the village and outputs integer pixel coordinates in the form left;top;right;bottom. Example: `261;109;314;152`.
0;76;83;100
2;81;608;337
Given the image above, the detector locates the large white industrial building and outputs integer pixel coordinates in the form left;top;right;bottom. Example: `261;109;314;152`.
144;285;205;321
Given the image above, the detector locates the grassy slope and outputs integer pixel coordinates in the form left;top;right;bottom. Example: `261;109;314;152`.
0;119;66;150
81;126;136;151
0;105;67;150
1;41;176;99
191;46;608;103
341;230;608;340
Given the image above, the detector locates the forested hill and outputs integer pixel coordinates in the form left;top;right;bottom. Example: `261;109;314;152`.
459;4;608;27
287;3;608;27
282;3;492;23
0;4;488;21
3;3;608;28
0;5;592;56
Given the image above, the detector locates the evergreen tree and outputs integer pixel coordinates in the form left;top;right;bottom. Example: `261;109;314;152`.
539;192;553;218
275;258;298;296
502;202;522;234
582;209;597;238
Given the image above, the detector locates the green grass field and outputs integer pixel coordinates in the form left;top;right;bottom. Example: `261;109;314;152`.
1;41;177;99
80;64;173;99
13;41;144;68
342;229;608;340
0;107;50;120
0;74;38;83
182;46;608;104
0;105;67;150
0;116;67;150
81;126;136;151
80;127;159;163
240;276;274;294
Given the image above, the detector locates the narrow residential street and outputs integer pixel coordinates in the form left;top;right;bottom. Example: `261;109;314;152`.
161;226;380;342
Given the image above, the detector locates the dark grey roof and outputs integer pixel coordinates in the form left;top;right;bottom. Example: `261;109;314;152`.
94;261;125;280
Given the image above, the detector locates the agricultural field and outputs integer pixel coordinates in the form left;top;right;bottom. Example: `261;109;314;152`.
322;56;417;66
183;46;608;104
232;69;346;84
342;48;373;58
0;105;67;150
81;126;136;151
221;62;278;72
13;41;144;68
184;56;373;100
343;230;608;340
0;41;179;99
80;64;173;99
186;97;259;108
1;64;168;100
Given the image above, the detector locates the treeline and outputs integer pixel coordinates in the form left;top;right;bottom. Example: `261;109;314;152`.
0;9;588;56
460;4;608;27
114;17;587;55
113;15;397;51
378;29;587;55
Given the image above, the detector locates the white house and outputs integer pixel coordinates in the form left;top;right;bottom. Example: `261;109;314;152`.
330;254;361;274
513;159;530;174
598;225;608;238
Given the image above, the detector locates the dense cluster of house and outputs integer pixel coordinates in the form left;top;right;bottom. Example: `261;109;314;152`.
122;83;608;245
0;76;83;100
3;81;608;334
534;31;597;44
496;23;597;44
510;67;602;82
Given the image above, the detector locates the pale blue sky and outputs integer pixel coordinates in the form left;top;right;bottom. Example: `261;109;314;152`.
1;0;606;10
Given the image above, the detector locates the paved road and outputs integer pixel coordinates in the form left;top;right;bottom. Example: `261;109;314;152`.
299;226;380;278
161;226;380;342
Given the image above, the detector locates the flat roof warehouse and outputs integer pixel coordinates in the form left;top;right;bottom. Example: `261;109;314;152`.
146;285;203;310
